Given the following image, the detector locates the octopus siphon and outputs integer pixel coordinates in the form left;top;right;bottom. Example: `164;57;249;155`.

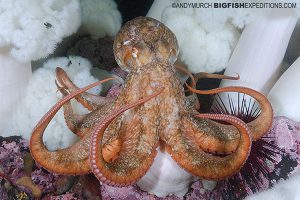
30;17;273;187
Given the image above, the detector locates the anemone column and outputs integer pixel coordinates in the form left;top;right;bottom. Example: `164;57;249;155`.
0;47;32;132
215;9;297;110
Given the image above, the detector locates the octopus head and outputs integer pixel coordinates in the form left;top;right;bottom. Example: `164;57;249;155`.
113;17;178;71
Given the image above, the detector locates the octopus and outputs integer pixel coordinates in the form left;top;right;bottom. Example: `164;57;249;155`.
30;17;273;187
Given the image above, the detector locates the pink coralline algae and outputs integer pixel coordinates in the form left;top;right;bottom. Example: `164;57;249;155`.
270;116;300;153
48;192;80;200
101;184;181;200
0;184;8;200
31;168;60;193
1;117;300;199
0;139;25;176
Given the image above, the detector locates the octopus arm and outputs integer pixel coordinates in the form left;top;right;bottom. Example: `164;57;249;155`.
182;116;240;154
166;113;252;180
186;85;273;141
30;78;114;175
175;65;239;89
193;72;239;88
56;80;87;138
89;89;164;186
56;67;115;111
62;102;87;138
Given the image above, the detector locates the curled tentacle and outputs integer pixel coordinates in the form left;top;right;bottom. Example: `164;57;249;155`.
56;80;87;138
62;102;86;138
166;113;251;180
89;88;164;186
193;72;239;88
175;64;197;88
174;65;200;110
30;78;115;175
182;116;240;154
176;65;239;111
175;64;239;89
56;67;115;111
186;85;273;141
56;79;113;139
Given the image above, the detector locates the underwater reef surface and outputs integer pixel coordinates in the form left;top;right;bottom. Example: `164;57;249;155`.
0;117;299;200
67;37;118;71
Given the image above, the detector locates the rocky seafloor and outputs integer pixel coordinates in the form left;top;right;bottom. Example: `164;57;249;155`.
0;116;299;200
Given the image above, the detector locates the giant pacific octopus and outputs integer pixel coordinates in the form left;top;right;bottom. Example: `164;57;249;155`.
30;17;273;186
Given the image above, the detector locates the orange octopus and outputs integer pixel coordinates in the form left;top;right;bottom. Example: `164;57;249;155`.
30;17;273;186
